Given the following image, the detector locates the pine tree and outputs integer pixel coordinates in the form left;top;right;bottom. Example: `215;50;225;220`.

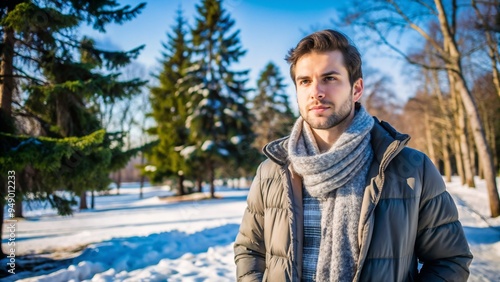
183;0;253;197
252;62;296;151
147;7;192;196
0;0;146;257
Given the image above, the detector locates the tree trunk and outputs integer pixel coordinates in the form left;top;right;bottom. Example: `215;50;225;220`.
196;177;203;193
424;112;438;167
478;154;484;180
0;26;14;116
435;0;499;217
468;124;477;177
450;72;476;187
430;67;452;181
209;163;215;199
139;151;145;199
484;111;498;174
0;181;6;258
0;16;15;259
14;196;23;218
457;98;475;188
451;80;466;185
178;173;185;196
491;122;498;175
79;190;88;210
457;74;500;214
454;135;465;185
55;92;72;137
13;172;23;218
139;173;145;199
91;190;95;209
442;132;452;182
116;170;121;195
486;34;500;98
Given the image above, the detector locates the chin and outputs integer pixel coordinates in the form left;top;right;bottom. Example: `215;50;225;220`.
305;119;329;129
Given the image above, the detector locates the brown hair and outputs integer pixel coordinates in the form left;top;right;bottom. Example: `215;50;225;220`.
285;29;362;86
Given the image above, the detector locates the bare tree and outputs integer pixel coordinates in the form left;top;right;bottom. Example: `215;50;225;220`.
135;86;154;199
401;31;457;181
471;0;500;97
95;62;150;198
402;94;434;156
413;42;456;181
341;0;500;217
429;67;454;182
362;67;403;129
473;73;500;175
450;75;475;187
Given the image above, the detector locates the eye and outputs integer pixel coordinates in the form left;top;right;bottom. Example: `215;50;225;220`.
298;79;310;85
324;76;336;82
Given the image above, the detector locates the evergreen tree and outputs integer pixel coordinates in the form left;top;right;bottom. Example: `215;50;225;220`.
147;8;192;196
0;0;146;257
183;0;253;197
252;62;296;151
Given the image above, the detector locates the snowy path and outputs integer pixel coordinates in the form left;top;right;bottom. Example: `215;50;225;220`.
453;196;500;281
447;179;500;282
1;178;500;281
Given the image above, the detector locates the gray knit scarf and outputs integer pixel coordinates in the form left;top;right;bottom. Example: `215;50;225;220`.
288;106;374;282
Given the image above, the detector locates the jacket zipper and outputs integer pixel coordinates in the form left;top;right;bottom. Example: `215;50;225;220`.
284;166;300;281
355;140;402;281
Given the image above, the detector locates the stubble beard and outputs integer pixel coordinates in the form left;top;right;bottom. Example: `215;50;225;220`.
301;94;353;130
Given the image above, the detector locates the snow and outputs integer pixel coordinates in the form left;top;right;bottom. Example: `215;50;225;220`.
198;98;210;108
218;148;229;156
179;145;196;158
198;98;221;110
201;140;214;151
11;138;42;151
230;136;243;145
2;177;500;281
445;177;500;281
223;108;237;118
187;85;202;95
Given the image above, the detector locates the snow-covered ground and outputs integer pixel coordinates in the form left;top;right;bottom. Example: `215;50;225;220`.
446;177;500;281
1;177;500;281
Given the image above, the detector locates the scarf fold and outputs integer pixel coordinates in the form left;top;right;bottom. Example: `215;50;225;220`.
288;106;374;282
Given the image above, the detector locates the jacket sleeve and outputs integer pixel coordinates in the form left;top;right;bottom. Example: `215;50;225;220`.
234;162;266;282
416;156;473;281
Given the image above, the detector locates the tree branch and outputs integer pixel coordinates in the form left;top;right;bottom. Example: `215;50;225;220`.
370;25;449;71
387;0;449;60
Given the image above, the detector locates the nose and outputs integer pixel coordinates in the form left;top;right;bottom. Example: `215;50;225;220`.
310;80;325;100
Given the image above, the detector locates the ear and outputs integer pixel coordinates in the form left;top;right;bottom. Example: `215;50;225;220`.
352;78;363;102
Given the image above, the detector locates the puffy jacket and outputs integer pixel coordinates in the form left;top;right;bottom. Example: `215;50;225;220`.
234;118;472;282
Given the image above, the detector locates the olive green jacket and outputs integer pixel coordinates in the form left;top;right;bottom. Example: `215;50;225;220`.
234;118;472;281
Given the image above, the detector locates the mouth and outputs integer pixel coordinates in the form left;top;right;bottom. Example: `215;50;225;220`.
309;105;330;113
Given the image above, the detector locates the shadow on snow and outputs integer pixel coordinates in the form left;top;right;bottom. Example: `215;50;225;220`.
0;223;240;281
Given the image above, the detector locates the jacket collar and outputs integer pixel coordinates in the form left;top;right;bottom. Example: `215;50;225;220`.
369;117;410;167
262;117;410;168
262;136;290;166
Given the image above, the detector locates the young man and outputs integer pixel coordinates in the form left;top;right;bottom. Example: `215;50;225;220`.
234;29;472;281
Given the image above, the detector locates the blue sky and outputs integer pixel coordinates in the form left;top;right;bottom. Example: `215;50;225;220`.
85;0;411;109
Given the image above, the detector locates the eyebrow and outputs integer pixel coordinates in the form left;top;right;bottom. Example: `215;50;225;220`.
295;70;342;82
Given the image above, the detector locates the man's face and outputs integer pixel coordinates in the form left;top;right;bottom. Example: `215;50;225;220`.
294;50;362;130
